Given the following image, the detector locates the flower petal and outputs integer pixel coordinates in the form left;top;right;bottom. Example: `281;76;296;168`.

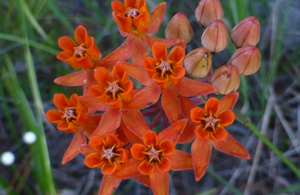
195;126;209;140
149;168;169;195
54;70;86;86
79;96;106;111
218;110;235;127
58;36;77;51
190;107;206;124
191;137;211;181
174;77;217;97
98;176;121;195
122;84;161;110
152;41;167;62
102;162;118;175
111;158;142;179
139;160;155;175
53;93;69;110
45;110;63;123
204;97;219;115
218;92;239;114
161;84;182;123
145;2;166;33
179;96;196;122
131;144;147;160
121;109;149;138
157;157;172;172
84;114;102;138
100;36;133;68
74;25;88;45
212;132;250;159
122;122;143;144
62;130;86;164
210;126;227;141
178;124;197;144
92;108;121;137
94;66;112;86
167;150;193;171
132;35;148;65
84;153;103;168
158;119;187;144
133;175;151;188
78;144;97;156
143;130;158;146
143;33;179;49
122;62;153;86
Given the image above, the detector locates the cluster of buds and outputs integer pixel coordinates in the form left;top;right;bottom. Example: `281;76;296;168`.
45;0;261;194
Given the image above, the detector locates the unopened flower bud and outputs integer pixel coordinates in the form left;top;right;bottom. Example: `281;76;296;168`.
201;20;229;53
195;0;224;28
184;47;212;78
211;65;240;95
231;16;260;48
165;13;193;44
228;45;261;75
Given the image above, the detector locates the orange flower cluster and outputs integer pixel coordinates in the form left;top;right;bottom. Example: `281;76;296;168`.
46;0;261;194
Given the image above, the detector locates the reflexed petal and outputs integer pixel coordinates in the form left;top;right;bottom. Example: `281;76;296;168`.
84;114;102;137
122;122;143;144
58;36;77;51
121;110;149;138
145;2;166;33
174;77;217;97
111;158;141;179
167;150;193;170
178;124;197;144
149;168;169;195
218;92;239;114
84;153;103;168
161;84;181;123
138;160;155;175
131;144;147;160
62;130;86;164
133;175;151;188
92;108;121;137
152;41;167;62
157;157;171;172
79;96;106;111
78;144;96;156
210;126;227;141
204;97;220;115
100;36;133;68
180;96;196;122
122;62;153;86
191;137;212;181
190;107;205;124
132;35;148;65
98;176;121;195
54;70;86;86
159;140;175;155
143;130;158;146
45;110;63;123
122;84;161;110
212;133;250;159
158;119;187;144
143;33;179;49
218;110;235;127
102;162;117;175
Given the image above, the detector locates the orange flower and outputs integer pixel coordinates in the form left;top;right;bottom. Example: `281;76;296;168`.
143;41;186;88
57;25;101;70
112;0;150;34
45;93;88;133
109;0;179;65
84;134;129;175
89;64;134;109
182;93;250;181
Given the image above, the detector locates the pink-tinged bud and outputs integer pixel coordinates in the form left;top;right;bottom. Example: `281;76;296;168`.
201;20;229;53
231;16;260;48
195;0;224;28
165;13;193;44
228;45;261;75
184;47;212;78
211;65;240;95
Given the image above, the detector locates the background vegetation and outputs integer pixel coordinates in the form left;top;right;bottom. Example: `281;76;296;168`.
0;0;299;194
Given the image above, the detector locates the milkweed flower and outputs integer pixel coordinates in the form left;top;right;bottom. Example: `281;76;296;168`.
110;0;179;65
186;94;250;181
57;25;101;70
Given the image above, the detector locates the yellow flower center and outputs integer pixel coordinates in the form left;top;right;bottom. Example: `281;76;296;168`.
73;44;87;58
105;80;125;100
62;107;77;124
155;61;174;78
144;145;164;165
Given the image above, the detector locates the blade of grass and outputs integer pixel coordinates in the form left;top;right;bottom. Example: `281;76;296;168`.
0;33;59;55
207;167;243;195
236;112;300;179
0;175;18;195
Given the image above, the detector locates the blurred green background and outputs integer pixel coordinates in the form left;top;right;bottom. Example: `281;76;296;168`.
0;0;300;194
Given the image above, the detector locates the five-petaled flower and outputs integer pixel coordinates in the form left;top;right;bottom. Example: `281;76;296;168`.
84;134;129;175
57;25;101;70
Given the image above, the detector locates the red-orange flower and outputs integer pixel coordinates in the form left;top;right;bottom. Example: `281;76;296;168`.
45;93;89;133
89;64;134;109
179;93;250;181
143;41;186;88
84;134;129;175
57;25;101;70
